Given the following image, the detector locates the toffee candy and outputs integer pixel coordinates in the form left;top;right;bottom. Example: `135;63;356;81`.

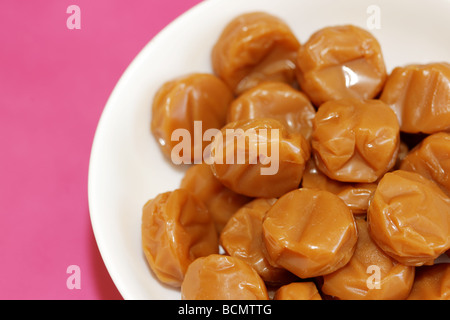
302;159;377;215
151;73;233;162
212;12;300;95
321;218;415;300
179;163;252;234
262;188;358;279
220;198;296;284
400;132;450;197
181;254;269;300
274;282;322;300
209;118;310;198
227;81;316;140
367;170;450;266
311;98;400;183
407;264;450;300
380;62;450;134
296;25;387;107
141;189;219;287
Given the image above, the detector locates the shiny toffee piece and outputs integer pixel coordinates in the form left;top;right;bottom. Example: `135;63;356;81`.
380;62;450;134
212;12;300;95
302;158;377;215
227;81;316;140
311;98;400;183
367;170;450;266
262;188;358;279
181;254;269;300
220;198;297;285
151;73;233;163
296;25;387;107
179;163;251;234
321;218;415;300
273;282;322;300
208;118;310;198
141;189;219;287
400;132;450;197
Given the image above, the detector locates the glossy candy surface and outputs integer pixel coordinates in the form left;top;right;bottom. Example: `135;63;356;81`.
400;132;450;197
407;264;450;300
220;198;296;284
212;12;300;95
274;282;322;300
145;12;450;300
141;189;219;287
321;218;415;300
262;188;358;279
181;254;269;300
179;163;252;234
209;118;310;198
380;63;450;134
301;159;377;215
311;98;400;183
296;25;386;107
151;73;233;162
227;82;316;140
367;170;450;266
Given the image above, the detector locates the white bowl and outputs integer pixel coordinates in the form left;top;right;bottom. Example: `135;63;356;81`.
88;0;450;300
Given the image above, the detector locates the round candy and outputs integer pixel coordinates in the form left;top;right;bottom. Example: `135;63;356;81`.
262;188;358;279
367;170;450;266
227;81;316;140
208;118;310;198
400;132;450;197
321;218;415;300
179;163;251;234
141;189;219;287
296;25;387;106
311;98;400;183
181;254;269;300
151;73;233;163
302;159;377;215
407;264;450;300
212;12;300;95
220;198;296;284
274;282;322;300
380;62;450;134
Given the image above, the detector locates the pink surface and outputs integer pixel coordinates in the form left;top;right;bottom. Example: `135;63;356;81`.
0;0;202;300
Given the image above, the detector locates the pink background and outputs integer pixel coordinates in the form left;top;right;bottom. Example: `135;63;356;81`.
0;0;202;299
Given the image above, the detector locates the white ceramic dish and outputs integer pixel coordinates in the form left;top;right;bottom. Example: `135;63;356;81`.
88;0;450;300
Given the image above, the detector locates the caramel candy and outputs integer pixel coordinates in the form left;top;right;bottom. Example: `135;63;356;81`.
296;25;387;107
321;218;415;300
141;189;219;287
367;170;450;266
311;98;400;183
151;73;233;162
262;188;358;279
400;132;450;197
407;264;450;300
220;198;296;284
208;118;310;198
180;163;252;234
380;63;450;134
274;282;322;300
181;254;269;300
302;159;377;215
212;12;300;95
227;82;316;140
